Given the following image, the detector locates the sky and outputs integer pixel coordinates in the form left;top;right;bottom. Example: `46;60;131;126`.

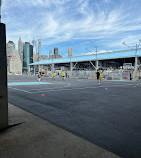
2;0;141;57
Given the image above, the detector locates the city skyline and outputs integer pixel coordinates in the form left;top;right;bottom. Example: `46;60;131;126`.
7;38;73;59
2;0;141;56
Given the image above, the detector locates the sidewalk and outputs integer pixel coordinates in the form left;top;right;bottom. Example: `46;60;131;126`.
0;104;121;158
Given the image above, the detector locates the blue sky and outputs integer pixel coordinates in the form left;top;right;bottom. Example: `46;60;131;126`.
2;0;141;57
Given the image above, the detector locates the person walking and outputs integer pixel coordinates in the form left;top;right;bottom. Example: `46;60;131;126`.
96;69;100;84
100;72;103;83
52;72;56;80
62;71;65;80
41;70;45;81
37;72;41;81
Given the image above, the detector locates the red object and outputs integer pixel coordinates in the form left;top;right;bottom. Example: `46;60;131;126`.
105;88;108;91
41;94;45;96
134;86;136;87
8;86;10;88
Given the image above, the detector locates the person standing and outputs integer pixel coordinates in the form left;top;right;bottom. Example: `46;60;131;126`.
96;70;100;83
130;72;132;80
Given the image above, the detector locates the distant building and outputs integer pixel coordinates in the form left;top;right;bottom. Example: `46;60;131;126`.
7;41;15;55
49;50;53;59
33;52;39;63
32;40;36;54
18;38;23;61
23;42;33;73
53;48;62;59
68;48;73;57
40;55;48;61
48;48;62;59
9;50;22;75
38;39;41;61
54;48;59;58
6;41;15;72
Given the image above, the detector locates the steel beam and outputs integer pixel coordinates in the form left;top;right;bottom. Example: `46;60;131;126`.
89;61;96;70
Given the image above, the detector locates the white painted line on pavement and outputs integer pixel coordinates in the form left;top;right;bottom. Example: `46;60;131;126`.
29;83;141;94
9;87;31;93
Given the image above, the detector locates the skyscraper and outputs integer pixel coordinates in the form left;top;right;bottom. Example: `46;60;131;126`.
32;40;36;54
7;41;15;55
23;42;33;73
6;41;15;72
9;50;22;75
18;38;23;61
54;48;59;58
33;52;39;63
38;39;41;61
32;40;38;63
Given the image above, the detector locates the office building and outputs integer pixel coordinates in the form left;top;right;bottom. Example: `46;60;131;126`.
9;50;22;74
6;41;15;72
18;38;23;61
38;39;41;61
40;55;48;61
53;48;62;59
7;41;15;55
54;48;59;58
23;42;33;73
32;40;36;54
33;52;39;63
49;50;53;59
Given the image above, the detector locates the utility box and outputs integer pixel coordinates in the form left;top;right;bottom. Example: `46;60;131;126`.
0;23;8;130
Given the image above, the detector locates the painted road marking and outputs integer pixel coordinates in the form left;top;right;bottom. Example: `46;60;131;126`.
8;82;53;86
28;83;71;92
25;83;141;93
9;87;31;93
8;82;141;94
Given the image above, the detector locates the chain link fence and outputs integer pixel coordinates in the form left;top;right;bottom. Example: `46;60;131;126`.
70;69;141;80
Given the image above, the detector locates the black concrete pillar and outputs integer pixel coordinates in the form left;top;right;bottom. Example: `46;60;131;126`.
0;23;8;129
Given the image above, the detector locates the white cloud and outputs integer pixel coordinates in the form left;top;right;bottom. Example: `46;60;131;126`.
2;0;141;51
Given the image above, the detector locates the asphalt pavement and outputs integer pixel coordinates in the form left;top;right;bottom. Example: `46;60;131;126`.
8;75;141;158
0;103;121;158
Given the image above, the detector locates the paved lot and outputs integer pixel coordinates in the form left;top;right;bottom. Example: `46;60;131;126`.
8;75;141;158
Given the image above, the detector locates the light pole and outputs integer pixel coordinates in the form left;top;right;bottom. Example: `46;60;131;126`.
85;46;98;70
51;54;54;73
95;46;98;71
122;40;141;80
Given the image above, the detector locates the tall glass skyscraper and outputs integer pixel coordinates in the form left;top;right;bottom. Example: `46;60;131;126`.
23;42;33;73
32;40;36;54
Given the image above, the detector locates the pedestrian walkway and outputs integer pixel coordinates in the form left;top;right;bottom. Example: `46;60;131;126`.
0;104;121;158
